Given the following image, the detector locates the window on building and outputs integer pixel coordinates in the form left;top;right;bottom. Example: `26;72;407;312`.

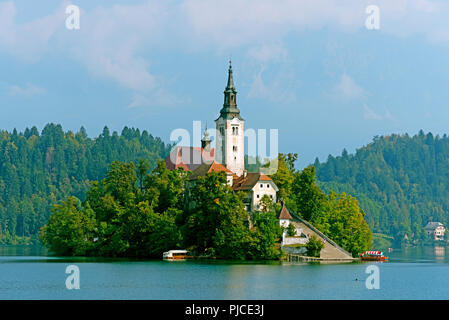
260;184;263;188
257;194;260;199
233;146;237;152
267;184;270;188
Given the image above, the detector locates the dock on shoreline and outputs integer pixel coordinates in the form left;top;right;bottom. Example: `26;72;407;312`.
287;254;358;263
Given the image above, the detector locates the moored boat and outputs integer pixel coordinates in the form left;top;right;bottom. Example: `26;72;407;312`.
162;250;193;260
360;250;388;261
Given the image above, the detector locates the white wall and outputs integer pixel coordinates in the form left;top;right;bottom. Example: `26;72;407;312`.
251;180;277;210
215;117;245;176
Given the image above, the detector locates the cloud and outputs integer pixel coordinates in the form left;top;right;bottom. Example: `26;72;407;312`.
363;104;382;120
333;73;366;100
247;66;297;104
180;0;367;49
0;2;66;62
67;1;171;93
247;44;288;64
9;83;46;96
4;0;449;110
127;89;189;109
363;104;396;121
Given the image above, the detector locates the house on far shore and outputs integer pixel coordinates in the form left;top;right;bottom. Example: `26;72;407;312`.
424;222;446;241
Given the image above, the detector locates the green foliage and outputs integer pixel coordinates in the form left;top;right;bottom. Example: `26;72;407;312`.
292;166;326;221
182;171;255;259
271;153;298;204
0;124;171;243
286;223;296;236
249;211;283;260
306;235;324;257
315;132;449;243
40;196;96;256
41;161;282;260
272;153;372;257
313;192;372;256
92;160;185;258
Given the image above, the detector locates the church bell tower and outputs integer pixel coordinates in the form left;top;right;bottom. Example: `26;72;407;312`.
215;61;245;176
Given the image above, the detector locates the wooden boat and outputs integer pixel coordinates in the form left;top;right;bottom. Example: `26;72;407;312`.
360;250;388;261
162;250;193;260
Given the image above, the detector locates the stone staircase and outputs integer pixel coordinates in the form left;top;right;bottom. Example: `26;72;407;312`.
287;208;354;261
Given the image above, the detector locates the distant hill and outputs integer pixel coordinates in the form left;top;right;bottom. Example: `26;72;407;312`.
315;130;449;244
0;124;171;243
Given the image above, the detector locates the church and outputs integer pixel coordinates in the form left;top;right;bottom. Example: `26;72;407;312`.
165;61;280;213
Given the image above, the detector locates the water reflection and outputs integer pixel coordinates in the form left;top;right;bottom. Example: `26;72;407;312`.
0;245;48;257
434;246;445;261
389;245;449;263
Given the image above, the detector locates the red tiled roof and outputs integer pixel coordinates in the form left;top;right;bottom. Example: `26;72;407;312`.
259;174;272;181
189;160;234;180
279;203;292;220
232;172;273;191
165;146;215;171
208;161;233;174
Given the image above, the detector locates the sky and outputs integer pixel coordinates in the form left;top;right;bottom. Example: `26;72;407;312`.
2;0;449;168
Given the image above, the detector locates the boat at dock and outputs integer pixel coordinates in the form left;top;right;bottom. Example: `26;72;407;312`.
360;250;388;262
162;250;193;260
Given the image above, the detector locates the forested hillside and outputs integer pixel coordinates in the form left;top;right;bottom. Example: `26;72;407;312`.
0;124;170;243
315;130;449;244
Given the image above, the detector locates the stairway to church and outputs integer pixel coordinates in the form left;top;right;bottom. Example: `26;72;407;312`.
289;220;354;260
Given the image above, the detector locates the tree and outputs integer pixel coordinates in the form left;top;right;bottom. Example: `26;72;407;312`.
249;211;283;260
286;223;296;236
144;160;187;213
259;194;274;213
0;124;170;243
306;235;324;257
122;202;182;258
182;171;251;258
313;192;372;256
292;165;326;221
136;159;150;193
271;153;296;205
40;197;96;256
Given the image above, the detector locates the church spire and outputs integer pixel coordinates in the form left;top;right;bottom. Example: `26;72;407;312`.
217;60;243;120
226;60;235;91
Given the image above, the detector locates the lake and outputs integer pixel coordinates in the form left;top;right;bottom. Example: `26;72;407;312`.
1;245;449;299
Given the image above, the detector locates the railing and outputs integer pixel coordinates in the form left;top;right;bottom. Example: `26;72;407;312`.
286;206;353;258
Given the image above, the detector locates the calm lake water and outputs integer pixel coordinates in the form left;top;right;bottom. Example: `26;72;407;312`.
1;245;449;299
